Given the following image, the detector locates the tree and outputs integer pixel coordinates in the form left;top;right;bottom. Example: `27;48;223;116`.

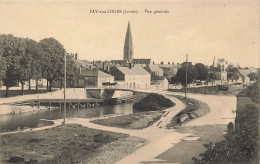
226;63;238;73
217;58;225;71
175;65;198;85
24;39;44;93
64;54;78;88
0;34;25;97
195;63;208;81
247;73;258;81
0;56;7;81
39;38;66;91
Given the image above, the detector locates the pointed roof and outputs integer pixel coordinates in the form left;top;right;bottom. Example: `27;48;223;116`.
124;21;133;62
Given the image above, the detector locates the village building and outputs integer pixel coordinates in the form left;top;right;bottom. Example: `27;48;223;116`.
237;69;251;83
144;64;164;77
110;66;151;88
208;66;228;83
72;69;114;88
112;23;150;67
158;63;181;81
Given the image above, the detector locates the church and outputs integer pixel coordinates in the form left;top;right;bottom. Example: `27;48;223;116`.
110;22;151;89
111;22;151;66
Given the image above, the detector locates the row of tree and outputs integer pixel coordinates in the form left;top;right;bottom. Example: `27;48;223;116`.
172;61;258;85
171;63;208;85
0;34;78;97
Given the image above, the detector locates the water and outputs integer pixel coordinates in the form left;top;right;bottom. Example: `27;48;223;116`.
0;103;134;132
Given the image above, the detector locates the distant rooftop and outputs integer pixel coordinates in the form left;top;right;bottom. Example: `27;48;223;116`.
116;66;150;75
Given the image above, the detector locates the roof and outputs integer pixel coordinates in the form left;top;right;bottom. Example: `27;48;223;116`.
79;69;112;77
72;58;90;68
98;70;113;77
116;67;150;75
133;58;151;64
147;64;163;72
238;69;251;77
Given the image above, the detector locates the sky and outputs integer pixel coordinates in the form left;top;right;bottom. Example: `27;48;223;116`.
0;0;259;68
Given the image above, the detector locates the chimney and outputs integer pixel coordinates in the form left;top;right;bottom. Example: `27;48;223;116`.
75;53;78;60
129;63;132;69
168;62;170;64
161;61;164;65
172;62;174;65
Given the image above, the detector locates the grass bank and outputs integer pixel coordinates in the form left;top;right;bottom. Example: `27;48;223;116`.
0;124;146;164
92;111;164;129
92;93;175;129
167;95;210;128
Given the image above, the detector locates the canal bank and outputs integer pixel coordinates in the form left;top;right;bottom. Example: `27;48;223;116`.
0;90;148;132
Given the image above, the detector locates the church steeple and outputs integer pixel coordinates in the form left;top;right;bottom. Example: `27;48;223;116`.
124;21;133;63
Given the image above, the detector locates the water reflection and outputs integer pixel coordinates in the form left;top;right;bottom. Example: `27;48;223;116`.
0;103;134;132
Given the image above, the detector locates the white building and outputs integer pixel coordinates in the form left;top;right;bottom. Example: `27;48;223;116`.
110;66;151;89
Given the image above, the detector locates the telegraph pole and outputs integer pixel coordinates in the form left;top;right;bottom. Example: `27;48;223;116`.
211;56;215;93
63;53;66;124
185;54;188;99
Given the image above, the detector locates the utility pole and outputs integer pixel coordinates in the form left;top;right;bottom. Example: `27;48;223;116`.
185;54;188;99
211;56;215;93
63;53;67;124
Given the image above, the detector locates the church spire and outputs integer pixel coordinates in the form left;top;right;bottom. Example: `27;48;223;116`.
124;21;133;63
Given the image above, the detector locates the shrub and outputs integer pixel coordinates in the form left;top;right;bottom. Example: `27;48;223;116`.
133;93;175;111
193;104;259;163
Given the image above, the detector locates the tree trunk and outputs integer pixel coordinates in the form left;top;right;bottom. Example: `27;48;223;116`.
49;81;52;91
28;79;31;90
47;80;49;91
21;81;24;95
5;84;9;97
36;78;38;93
59;81;62;90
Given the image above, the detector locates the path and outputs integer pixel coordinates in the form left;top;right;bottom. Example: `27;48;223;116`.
130;90;236;164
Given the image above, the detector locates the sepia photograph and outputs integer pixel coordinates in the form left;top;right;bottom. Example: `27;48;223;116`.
0;0;259;163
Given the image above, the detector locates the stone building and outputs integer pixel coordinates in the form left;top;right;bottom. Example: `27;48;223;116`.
110;66;151;89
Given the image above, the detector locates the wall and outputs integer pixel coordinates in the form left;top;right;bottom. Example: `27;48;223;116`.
97;76;115;87
86;88;132;99
124;74;151;89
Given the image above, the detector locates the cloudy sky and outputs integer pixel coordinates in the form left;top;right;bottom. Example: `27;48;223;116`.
0;0;259;67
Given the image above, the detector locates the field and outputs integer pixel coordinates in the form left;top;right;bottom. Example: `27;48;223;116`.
0;124;146;164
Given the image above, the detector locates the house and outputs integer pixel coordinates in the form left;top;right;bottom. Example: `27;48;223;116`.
158;63;181;81
144;64;164;77
208;66;228;82
230;73;243;83
215;71;228;81
72;69;114;88
237;69;251;84
110;66;151;88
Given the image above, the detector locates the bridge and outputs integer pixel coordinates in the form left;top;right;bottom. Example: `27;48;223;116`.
1;87;134;110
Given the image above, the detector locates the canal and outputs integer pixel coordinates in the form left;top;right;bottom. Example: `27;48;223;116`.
0;103;135;132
